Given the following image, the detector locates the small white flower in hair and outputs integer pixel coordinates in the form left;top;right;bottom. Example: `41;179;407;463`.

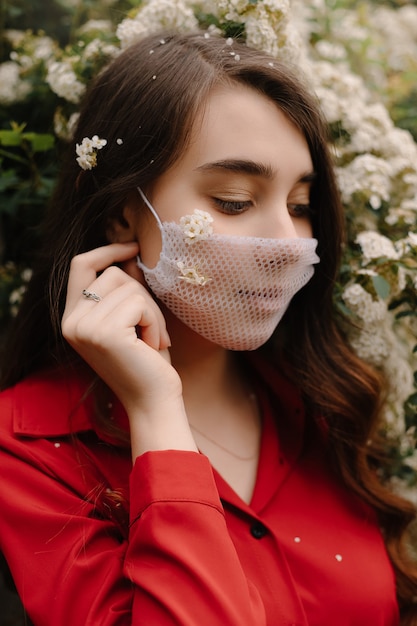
180;209;214;244
75;135;107;170
177;261;212;286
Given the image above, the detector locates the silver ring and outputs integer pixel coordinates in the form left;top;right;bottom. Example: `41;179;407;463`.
82;289;102;302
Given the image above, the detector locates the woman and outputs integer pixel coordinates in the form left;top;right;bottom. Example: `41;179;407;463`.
0;31;416;626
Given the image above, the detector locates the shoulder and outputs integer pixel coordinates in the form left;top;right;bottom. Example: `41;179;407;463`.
0;367;95;441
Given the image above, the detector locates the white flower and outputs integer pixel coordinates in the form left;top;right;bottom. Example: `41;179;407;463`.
46;60;86;104
336;155;392;206
82;39;120;62
315;40;347;62
75;135;107;170
406;232;417;248
9;285;27;317
342;283;387;324
349;326;390;366
179;209;214;244
54;111;79;141
0;61;30;104
116;0;198;49
356;231;399;261
177;261;212;286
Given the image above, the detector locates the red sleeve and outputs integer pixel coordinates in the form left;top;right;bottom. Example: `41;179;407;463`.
0;417;266;624
126;451;266;624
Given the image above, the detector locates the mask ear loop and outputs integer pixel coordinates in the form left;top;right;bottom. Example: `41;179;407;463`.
136;186;166;271
137;187;163;230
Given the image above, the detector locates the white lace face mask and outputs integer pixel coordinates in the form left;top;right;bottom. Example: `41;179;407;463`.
136;188;320;351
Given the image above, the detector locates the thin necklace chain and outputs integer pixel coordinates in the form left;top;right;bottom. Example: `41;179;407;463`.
189;393;260;462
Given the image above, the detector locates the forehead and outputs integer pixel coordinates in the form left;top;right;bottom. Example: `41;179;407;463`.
178;83;313;175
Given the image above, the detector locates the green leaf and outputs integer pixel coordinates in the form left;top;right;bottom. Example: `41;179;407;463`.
23;133;55;152
0;170;19;192
0;130;22;147
335;301;353;317
372;274;390;299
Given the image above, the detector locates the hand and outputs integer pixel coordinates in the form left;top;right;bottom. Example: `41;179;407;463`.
62;242;183;418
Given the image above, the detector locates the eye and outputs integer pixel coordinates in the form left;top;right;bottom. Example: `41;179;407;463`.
212;198;253;215
287;203;314;218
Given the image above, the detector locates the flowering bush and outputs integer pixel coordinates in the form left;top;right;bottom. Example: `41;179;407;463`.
1;0;416;498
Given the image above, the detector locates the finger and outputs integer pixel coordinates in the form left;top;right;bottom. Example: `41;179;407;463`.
74;292;163;352
91;274;171;349
92;281;165;350
66;242;139;310
64;278;170;351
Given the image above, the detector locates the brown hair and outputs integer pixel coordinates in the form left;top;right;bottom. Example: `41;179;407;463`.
1;31;416;620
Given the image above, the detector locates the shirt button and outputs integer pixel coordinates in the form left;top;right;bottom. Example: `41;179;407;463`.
250;522;267;539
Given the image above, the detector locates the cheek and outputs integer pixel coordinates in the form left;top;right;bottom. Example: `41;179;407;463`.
295;218;314;239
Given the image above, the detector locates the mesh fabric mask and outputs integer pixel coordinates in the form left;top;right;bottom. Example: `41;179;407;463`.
137;188;320;351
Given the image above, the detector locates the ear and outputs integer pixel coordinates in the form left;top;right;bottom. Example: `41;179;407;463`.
106;192;149;286
106;193;140;244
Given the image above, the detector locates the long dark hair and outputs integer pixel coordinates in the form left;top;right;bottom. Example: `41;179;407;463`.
1;31;416;621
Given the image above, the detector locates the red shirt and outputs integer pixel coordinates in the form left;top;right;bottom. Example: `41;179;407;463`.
0;359;399;626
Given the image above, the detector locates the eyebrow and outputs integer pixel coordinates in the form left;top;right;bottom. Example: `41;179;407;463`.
194;159;316;183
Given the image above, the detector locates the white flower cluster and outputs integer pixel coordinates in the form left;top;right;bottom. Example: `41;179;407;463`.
297;2;417;234
342;283;415;438
46;60;86;104
180;209;214;244
201;0;301;61
82;39;120;63
336;155;392;211
322;0;417;449
177;261;212;286
8;33;56;70
370;5;417;73
0;62;30;105
8;268;32;317
75;135;107;170
0;32;55;105
343;283;387;327
355;231;399;262
116;0;198;49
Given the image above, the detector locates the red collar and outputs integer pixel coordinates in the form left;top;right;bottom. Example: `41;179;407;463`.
10;355;305;447
11;366;95;437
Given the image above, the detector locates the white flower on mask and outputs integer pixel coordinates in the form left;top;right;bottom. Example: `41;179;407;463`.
75;135;107;170
176;261;212;286
180;209;214;244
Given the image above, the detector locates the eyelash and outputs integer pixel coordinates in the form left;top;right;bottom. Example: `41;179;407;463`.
213;198;314;218
212;198;252;214
287;203;314;218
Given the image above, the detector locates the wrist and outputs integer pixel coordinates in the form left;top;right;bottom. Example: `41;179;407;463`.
127;395;198;460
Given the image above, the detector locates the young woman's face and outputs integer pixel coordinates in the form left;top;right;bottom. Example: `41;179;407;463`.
136;83;315;268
